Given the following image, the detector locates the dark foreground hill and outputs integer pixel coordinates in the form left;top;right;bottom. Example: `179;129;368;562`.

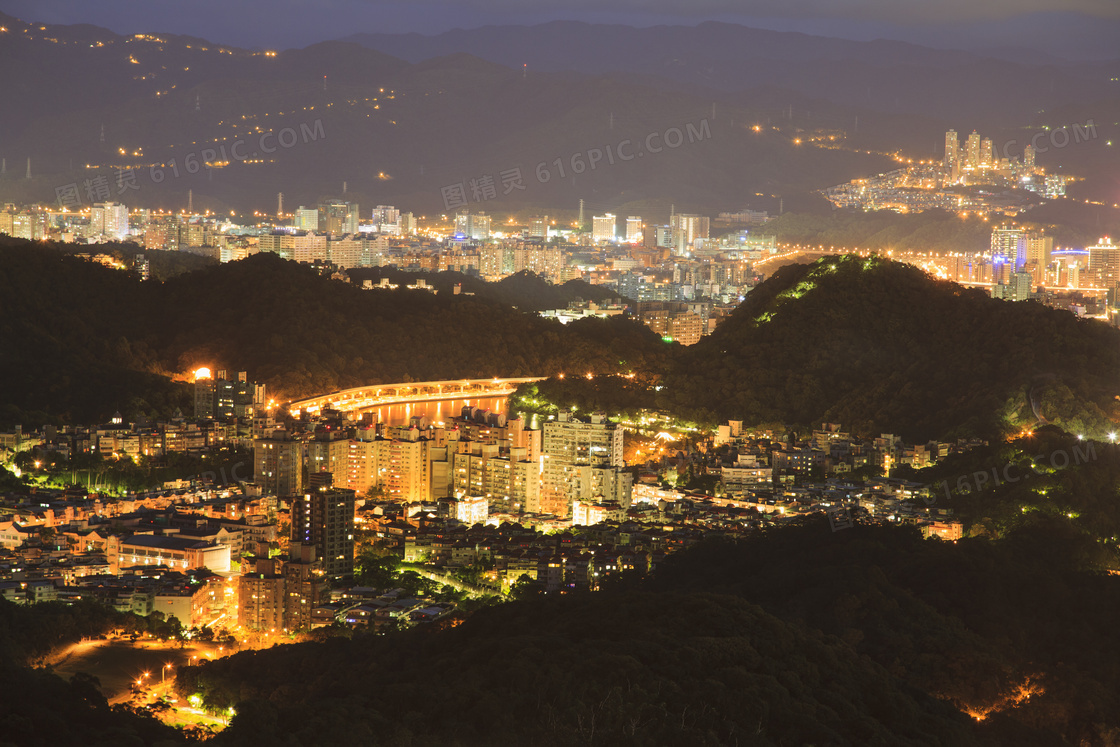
169;521;1120;746
0;242;667;425
184;590;981;746
667;254;1120;440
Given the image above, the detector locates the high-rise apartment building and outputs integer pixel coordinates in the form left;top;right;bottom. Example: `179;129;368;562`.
1089;237;1120;288
991;227;1027;270
592;214;616;242
529;216;549;239
91;202;130;240
944;129;958;169
254;430;304;498
965;130;981;170
258;231;328;263
294;207;318;231
1025;233;1053;278
625;216;643;243
669;213;709;253
317;201;360;236
399;212;417;235
239;557;284;632
386;436;430;502
944;129;960;181
307;433;351;483
979;137;993;169
291;475;356;582
372;205;400;231
541;411;627;518
283;543;327;632
455;211;490;240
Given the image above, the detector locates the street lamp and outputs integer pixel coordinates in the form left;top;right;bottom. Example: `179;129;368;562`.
163;663;171;684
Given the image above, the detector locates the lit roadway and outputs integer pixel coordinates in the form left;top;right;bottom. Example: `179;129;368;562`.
288;377;545;417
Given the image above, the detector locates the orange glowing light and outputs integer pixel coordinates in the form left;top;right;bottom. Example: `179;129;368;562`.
194;367;212;381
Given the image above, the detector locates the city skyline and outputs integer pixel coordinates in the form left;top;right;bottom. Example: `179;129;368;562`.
2;3;1120;743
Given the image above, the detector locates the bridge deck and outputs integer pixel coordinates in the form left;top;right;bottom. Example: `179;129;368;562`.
288;377;544;416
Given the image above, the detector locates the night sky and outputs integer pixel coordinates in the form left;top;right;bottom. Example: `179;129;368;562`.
2;0;1118;58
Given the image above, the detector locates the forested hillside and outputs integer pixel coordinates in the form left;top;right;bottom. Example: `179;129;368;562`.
0;242;666;425
174;520;1120;746
669;254;1120;440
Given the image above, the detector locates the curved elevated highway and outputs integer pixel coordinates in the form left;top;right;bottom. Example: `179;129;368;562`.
288;377;545;417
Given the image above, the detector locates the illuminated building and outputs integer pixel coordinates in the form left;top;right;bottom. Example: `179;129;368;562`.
254;429;304;498
283;542;327;632
386;434;430;502
529;216;548;238
943;129;958;172
991;227;1027;270
291;474;356;582
307;431;350;481
399;212;417;235
346;427;382;494
516;245;564;280
258;231;328;263
453;495;488;525
592;213;616;242
541;411;628;517
294;206;318;231
109;534;231;574
1089;237;1120;289
1026;233;1053;269
7;209;48;240
179;219;207;249
371;204;400;232
478;245;510;280
194;370;215;419
196;370;265;420
328;234;389;269
571;500;607;526
965;130;981;170
0;204;14;236
133;254;150;280
625;216;643;243
637;301;706;345
239;558;284;632
992;271;1033;301
317;200;360;236
669;213;709;253
90;201;129;240
455;210;490;240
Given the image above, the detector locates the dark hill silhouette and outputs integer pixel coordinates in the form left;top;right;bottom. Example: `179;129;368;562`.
345;20;1116;123
181;585;981;745
0;240;666;425
666;254;1120;440
170;520;1120;745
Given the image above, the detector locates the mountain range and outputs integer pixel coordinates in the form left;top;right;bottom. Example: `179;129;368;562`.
0;12;1115;217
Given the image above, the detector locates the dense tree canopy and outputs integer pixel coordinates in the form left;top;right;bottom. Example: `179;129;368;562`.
0;243;666;425
667;254;1120;440
164;519;1120;746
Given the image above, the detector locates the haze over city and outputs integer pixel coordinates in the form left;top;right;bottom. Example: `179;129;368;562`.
1;0;1120;743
